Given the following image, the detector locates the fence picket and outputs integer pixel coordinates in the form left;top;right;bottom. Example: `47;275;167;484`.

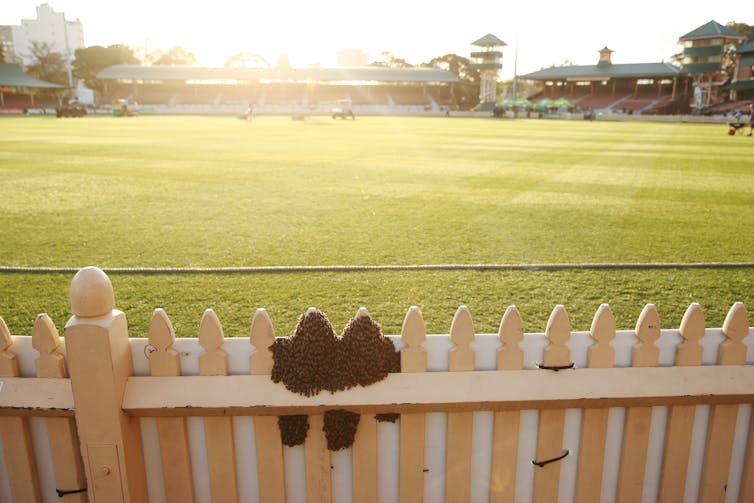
249;308;286;502
351;307;379;503
656;303;705;502
305;413;332;503
740;412;754;503
399;306;427;503
198;309;238;502
617;304;661;502
490;306;523;503
445;306;476;502
149;309;195;503
699;302;749;502
574;304;616;502
33;314;87;503
0;316;43;502
533;305;572;501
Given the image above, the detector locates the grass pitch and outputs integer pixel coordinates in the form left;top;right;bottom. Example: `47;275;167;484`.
1;115;753;337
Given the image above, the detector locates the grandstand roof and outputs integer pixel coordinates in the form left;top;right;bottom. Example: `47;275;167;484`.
471;34;507;47
737;41;754;54
520;62;681;81
0;63;64;88
97;65;459;83
679;20;744;41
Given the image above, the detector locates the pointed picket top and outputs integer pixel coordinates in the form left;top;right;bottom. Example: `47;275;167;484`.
250;308;275;375
497;305;524;370
676;303;705;366
449;306;475;371
32;314;67;378
718;302;749;366
148;309;181;377
542;305;571;367
633;304;660;367
400;306;427;372
587;304;616;368
198;308;228;376
0;316;19;377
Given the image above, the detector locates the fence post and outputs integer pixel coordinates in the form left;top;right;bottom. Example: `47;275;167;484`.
64;266;147;502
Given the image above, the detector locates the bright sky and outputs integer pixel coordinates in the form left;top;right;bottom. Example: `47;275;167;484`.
1;1;750;79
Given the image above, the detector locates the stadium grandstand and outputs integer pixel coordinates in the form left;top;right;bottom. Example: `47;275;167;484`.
519;47;692;115
0;62;64;113
95;57;459;115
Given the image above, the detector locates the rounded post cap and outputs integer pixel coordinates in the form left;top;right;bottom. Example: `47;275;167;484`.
70;267;115;318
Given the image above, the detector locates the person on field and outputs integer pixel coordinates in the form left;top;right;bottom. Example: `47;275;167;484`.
748;102;754;136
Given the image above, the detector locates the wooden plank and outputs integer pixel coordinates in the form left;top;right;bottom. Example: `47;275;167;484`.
399;306;427;503
1;322;42;502
657;303;705;502
121;366;754;416
575;304;616;503
445;306;475;503
699;302;749;503
490;306;523;503
33;314;87;503
0;377;74;411
617;304;661;503
305;414;332;503
353;414;378;503
0;416;43;502
149;309;195;503
533;305;571;502
249;309;286;502
351;308;378;503
738;410;754;503
0;317;42;502
198;309;238;503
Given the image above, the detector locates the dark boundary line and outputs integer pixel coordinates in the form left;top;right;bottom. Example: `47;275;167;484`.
2;263;754;274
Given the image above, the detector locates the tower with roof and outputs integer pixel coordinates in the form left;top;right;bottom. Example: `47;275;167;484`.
678;20;745;109
470;34;506;108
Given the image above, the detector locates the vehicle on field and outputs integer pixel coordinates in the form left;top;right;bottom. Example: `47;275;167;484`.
331;99;355;119
113;99;138;117
56;98;87;118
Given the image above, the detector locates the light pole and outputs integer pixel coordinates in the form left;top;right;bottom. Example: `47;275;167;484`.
62;0;73;90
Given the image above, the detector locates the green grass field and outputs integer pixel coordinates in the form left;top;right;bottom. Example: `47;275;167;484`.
2;115;753;337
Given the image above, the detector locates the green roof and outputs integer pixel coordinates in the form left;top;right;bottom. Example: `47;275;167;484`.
679;20;744;41
720;80;754;90
737;41;754;54
680;62;722;73
0;63;64;88
471;34;506;47
97;65;459;83
520;62;681;80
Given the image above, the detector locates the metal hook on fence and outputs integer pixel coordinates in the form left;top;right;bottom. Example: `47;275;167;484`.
532;449;570;468
535;362;575;371
56;487;87;497
143;344;157;360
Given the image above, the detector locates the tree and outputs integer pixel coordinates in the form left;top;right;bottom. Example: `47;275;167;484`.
25;41;68;85
72;44;139;103
370;51;413;68
0;43;5;64
224;52;270;68
422;53;480;109
727;22;754;42
152;46;197;66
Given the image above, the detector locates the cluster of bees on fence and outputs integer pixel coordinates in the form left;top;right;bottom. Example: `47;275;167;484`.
272;309;400;449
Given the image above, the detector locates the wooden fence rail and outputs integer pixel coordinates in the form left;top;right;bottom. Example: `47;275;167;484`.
0;266;753;502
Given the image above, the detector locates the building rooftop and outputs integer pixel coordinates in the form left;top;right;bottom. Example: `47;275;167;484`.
679;20;745;41
0;63;64;88
520;62;681;81
471;34;506;47
96;65;459;83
